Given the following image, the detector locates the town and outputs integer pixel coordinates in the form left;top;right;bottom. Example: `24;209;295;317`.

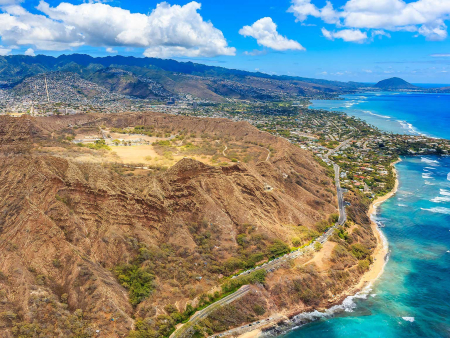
2;73;449;201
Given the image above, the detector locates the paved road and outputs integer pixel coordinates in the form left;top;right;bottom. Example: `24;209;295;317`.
171;286;250;338
171;140;350;338
324;138;352;160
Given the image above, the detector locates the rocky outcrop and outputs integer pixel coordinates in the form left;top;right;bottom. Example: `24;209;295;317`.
0;113;337;337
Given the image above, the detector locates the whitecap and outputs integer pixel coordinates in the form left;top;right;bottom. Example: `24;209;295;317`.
363;110;391;119
397;120;425;136
441;189;450;196
421;157;439;166
422;173;433;179
402;317;415;323
431;196;450;203
448;173;450;181
432;189;450;203
421;207;450;215
397;204;407;207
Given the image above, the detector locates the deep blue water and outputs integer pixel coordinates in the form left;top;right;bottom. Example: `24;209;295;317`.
284;92;450;338
284;156;450;338
311;92;450;140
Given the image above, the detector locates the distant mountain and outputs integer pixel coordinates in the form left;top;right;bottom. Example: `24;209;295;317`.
374;77;419;90
0;54;371;102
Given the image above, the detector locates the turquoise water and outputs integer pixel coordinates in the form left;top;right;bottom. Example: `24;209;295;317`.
284;92;450;338
311;92;450;140
284;156;450;338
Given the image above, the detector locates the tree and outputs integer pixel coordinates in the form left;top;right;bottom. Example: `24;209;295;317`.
314;242;323;251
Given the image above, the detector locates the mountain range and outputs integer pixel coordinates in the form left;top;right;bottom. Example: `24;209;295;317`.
0;54;369;102
1;55;448;103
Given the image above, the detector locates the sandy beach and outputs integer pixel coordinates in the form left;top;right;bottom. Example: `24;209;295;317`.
235;160;402;338
355;158;401;289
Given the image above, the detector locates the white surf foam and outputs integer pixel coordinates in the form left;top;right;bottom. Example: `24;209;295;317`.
431;189;450;203
397;120;424;135
363;110;391;119
422;173;433;179
402;317;415;323
421;157;440;166
278;282;380;335
431;196;450;203
448;172;450;181
440;189;450;196
421;207;450;215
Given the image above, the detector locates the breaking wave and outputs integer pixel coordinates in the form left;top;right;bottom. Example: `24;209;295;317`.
397;120;424;135
287;285;373;327
402;317;415;323
421;157;440;166
421;207;450;215
363;110;391;119
422;173;433;179
431;189;450;203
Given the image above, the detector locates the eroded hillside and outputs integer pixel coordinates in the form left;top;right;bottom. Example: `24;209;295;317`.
0;113;340;337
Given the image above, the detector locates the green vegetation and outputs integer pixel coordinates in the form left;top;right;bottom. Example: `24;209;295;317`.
222;270;267;294
114;265;155;306
77;139;111;150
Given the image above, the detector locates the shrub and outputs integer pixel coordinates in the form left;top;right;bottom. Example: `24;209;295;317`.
114;265;155;306
351;243;371;260
292;237;302;247
267;240;290;259
253;305;266;316
358;259;370;273
314;242;323;251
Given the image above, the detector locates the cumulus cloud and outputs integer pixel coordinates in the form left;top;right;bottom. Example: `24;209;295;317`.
24;48;35;56
0;1;235;57
322;27;367;42
289;0;450;41
239;17;305;51
0;45;12;55
288;0;340;24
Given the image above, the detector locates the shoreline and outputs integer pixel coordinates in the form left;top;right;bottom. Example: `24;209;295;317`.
237;159;401;338
354;158;401;290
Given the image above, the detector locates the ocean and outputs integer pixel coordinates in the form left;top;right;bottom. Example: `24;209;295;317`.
282;93;450;338
311;92;450;139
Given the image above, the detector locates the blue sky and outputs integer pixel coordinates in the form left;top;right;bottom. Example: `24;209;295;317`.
1;0;450;83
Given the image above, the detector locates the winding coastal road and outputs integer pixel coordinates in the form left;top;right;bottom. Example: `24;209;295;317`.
171;140;349;338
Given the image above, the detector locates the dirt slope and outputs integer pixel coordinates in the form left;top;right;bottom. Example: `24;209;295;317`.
0;113;337;337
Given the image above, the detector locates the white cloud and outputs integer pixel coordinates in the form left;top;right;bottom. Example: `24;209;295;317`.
0;45;12;55
0;1;235;57
24;47;35;56
106;47;117;54
0;5;83;50
239;17;305;51
431;53;450;57
0;0;22;4
289;0;450;41
288;0;340;24
322;27;368;42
